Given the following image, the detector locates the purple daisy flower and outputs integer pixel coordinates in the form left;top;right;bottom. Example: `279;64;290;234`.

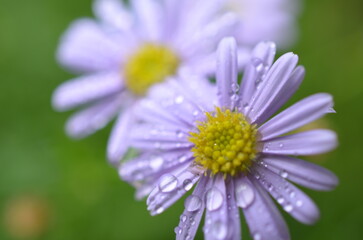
52;0;248;164
119;37;338;240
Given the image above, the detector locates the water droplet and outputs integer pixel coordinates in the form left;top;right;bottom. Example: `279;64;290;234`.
230;94;239;102
296;200;303;207
235;181;255;208
178;155;188;163
159;174;178;193
279;143;284;148
184;195;202;212
149;156;164;170
283;204;293;212
211;220;228;239
252;58;264;73
174;226;182;235
193;110;199;116
289;191;296;198
253;232;262;240
175;95;184;104
176;130;184;138
280;170;288;178
180;214;187;222
231;83;239;92
205;188;224;211
155;205;165;214
277;197;285;204
183;179;194;191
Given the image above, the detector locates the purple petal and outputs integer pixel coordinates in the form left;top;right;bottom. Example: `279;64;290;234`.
178;13;239;59
239;42;276;109
107;107;135;165
65;95;122;139
260;129;338;156
172;0;224;49
119;150;193;183
134;99;192;130
262;155;338;191
251;41;276;68
147;164;203;216
225;177;241;240
131;0;163;42
243;176;290;240
259;93;334;141
255;66;305;124
216;37;239;109
175;175;209;240
246;53;299;124
253;165;320;225
130;124;190;143
52;71;123;111
93;0;132;31
203;174;229;240
57;19;124;72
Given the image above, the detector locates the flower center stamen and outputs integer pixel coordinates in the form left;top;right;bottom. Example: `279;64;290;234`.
124;43;180;96
189;107;258;176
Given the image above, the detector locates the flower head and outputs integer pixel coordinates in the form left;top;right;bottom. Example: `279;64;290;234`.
120;37;338;240
52;0;246;164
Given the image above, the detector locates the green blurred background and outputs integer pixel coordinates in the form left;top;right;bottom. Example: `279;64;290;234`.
1;0;363;239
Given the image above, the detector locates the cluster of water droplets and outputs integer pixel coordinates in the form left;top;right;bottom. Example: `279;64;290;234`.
119;151;193;183
147;165;203;216
253;164;305;216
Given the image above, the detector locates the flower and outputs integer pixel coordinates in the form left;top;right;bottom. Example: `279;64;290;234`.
119;37;338;240
52;0;246;164
220;0;301;48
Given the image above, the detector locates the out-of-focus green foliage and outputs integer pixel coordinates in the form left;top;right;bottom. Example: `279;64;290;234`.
0;0;363;239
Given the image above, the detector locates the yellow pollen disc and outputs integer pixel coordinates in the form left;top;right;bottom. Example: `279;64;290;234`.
123;43;180;96
189;107;258;176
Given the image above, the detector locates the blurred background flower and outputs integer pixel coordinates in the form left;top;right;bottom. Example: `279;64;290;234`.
0;0;363;239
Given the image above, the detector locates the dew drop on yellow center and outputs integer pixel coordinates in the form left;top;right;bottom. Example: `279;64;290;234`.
189;107;258;176
123;43;180;96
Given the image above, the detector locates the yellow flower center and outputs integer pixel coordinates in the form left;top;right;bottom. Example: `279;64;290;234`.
189;107;258;176
123;43;180;96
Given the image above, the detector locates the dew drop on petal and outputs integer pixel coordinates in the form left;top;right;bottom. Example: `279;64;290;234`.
184;195;202;212
280;170;288;178
159;174;178;193
205;188;224;211
211;220;228;240
277;197;285;204
180;214;187;222
183;179;194;191
149;156;164;170
175;95;184;104
155;205;165;214
283;204;293;212
176;130;184;138
296;200;303;207
235;181;255;208
253;232;262;240
174;226;182;235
